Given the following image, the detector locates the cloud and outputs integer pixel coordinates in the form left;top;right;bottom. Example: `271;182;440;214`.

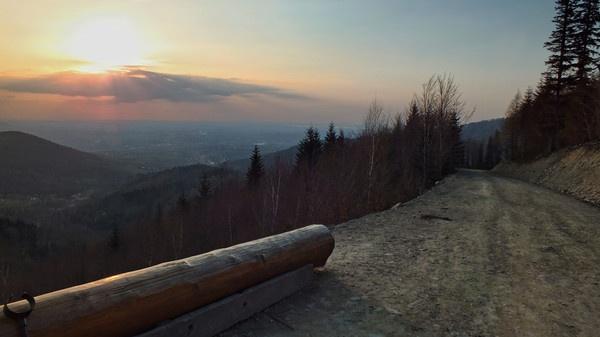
0;68;306;103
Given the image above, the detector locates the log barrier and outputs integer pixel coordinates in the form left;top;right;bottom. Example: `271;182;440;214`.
0;225;334;337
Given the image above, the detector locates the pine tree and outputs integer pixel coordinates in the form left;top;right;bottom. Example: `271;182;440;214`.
406;100;421;128
337;129;346;148
543;0;579;151
295;126;322;170
545;0;579;94
574;0;600;84
246;145;264;188
448;111;464;172
404;100;425;180
323;122;337;153
504;90;523;160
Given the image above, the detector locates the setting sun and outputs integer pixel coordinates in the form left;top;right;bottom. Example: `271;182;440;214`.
64;16;148;72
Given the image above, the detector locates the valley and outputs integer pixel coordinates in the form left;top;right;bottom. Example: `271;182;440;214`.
0;121;322;172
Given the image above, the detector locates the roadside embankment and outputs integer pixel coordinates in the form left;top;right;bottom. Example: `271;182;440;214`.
494;142;600;206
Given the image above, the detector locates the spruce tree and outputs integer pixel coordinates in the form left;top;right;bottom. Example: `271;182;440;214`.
543;0;579;150
405;100;425;177
574;0;600;83
295;126;322;170
337;129;346;147
246;145;264;188
545;0;579;94
324;122;337;153
448;111;464;172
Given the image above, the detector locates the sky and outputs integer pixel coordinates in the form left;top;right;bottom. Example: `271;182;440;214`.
0;0;555;123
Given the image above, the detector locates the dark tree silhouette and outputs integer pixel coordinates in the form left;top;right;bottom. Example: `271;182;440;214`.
574;0;600;84
324;122;337;153
544;0;579;150
337;129;346;148
447;111;464;173
545;0;579;93
404;99;425;184
295;126;322;170
246;145;265;189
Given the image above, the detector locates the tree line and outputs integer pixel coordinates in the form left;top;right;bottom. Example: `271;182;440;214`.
463;130;503;170
504;0;600;161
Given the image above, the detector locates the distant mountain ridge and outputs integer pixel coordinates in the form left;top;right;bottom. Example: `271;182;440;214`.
0;131;135;196
461;118;504;142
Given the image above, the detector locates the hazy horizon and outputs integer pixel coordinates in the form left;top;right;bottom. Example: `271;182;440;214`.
0;0;554;123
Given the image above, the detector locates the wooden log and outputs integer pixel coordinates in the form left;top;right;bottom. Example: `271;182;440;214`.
0;225;334;337
136;264;314;337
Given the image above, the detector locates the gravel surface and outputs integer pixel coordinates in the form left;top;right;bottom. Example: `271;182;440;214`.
221;170;600;337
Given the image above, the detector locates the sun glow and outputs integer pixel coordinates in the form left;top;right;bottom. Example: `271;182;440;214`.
65;16;149;72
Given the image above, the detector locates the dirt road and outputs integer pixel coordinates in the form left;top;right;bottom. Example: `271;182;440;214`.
221;170;600;337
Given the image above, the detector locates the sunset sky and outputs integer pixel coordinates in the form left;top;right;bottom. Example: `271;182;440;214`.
0;0;554;123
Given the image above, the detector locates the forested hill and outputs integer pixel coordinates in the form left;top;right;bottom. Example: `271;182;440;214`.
72;163;232;229
0;131;134;196
461;118;504;142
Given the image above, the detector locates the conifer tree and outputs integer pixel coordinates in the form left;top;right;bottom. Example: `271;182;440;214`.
543;0;579;150
295;126;322;170
323;122;337;153
246;145;264;188
545;0;579;94
574;0;600;83
337;129;346;148
448;111;464;172
404;100;425;180
484;134;503;170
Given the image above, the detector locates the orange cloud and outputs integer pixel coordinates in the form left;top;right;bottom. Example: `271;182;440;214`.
0;68;307;103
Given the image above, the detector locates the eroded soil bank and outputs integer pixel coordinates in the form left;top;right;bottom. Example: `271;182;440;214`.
495;142;600;207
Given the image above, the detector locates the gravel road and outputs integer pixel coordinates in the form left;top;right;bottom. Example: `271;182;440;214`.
221;170;600;337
